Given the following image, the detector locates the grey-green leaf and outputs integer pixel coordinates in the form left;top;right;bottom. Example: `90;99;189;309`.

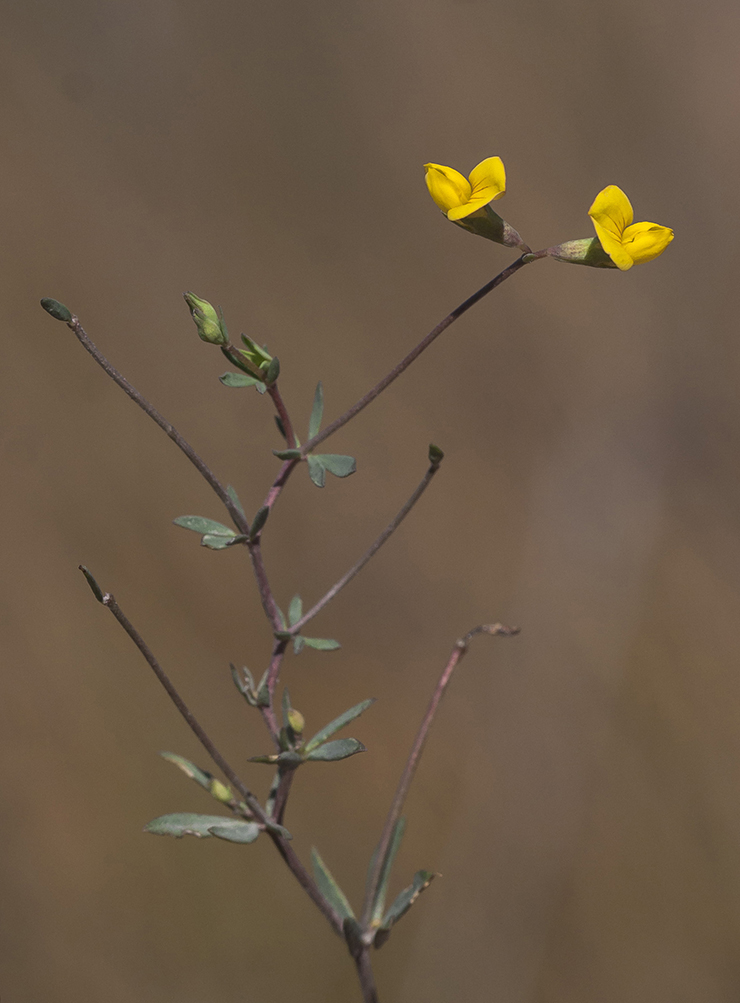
308;381;324;440
79;565;105;604
311;848;355;920
288;595;303;627
249;506;270;540
293;635;305;655
302;637;341;651
314;454;356;478
273;448;302;460
370;817;406;925
380;870;436;930
40;297;72;322
144;813;260;844
226;485;246;519
230;664;258;706
160;752;213;791
305;698;376;752
307;455;326;488
174;515;235;536
219;372;264;389
305;738;366;762
428;443;444;466
201;533;247;550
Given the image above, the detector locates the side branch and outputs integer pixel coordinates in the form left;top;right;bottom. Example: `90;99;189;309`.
360;623;519;932
291;458;442;633
66;317;249;536
301;255;533;456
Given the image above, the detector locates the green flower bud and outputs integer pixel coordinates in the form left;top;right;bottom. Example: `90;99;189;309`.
545;238;617;268
452;204;529;251
209;778;234;804
287;708;305;735
40;297;73;322
184;291;229;345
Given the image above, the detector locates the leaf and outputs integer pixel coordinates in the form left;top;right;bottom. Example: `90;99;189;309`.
201;533;247;550
79;565;104;603
293;635;305;656
281;687;292;730
230;663;258;706
275;606;288;630
305;738;366;762
370;817;406;926
226;485;246;519
305;698;376;752
428;443;444;465
308;381;324;440
255;668;270;707
144;813;259;844
273;448;302;460
311;848;355;920
265;770;281;816
307;455;326;488
173;515;235;536
249;506;270;540
288;595;303;627
274;415;287;441
219;372;265;389
302;637;341;651
380;870;436;931
264;356;280;386
314;454;356;478
160;752;213;791
40;297;72;322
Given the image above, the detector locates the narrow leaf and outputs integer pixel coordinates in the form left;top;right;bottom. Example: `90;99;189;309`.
314;454;356;478
293;635;305;655
275;606;287;630
249;506;270;540
160;752;213;791
201;533;247;550
40;297;72;322
174;515;235;536
302;636;341;651
281;687;292;730
79;565;104;603
273;448;301;460
288;595;303;627
219;372;264;389
371;817;406;925
308;381;324;440
305;738;366;762
255;668;270;707
428;443;444;465
226;485;246;519
264;356;280;386
274;414;287;440
307;455;326;488
311;848;355;920
144;813;260;844
380;870;436;931
305;698;376;752
230;664;257;706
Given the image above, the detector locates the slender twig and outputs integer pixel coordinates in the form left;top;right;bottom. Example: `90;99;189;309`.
353;948;380;1003
97;584;343;935
261;457;300;513
301;255;536;457
271;769;296;825
360;623;519;933
247;542;283;629
66;317;250;536
267;384;297;449
291;459;441;634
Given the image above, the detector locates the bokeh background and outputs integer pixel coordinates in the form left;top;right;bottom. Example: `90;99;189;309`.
2;1;739;1000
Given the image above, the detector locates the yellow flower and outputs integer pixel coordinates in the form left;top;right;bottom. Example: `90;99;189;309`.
588;185;673;271
424;157;506;221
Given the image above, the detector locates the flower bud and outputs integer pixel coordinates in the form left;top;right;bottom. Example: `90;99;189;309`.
452;204;529;251
184;292;228;345
209;778;234;804
545;238;617;268
287;707;305;735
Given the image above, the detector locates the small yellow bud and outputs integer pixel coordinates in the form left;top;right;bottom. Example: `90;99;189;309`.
209;779;233;804
287;708;305;735
184;292;228;345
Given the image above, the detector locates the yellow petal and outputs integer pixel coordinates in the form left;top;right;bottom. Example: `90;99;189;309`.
621;221;674;265
447;156;507;221
424;164;472;215
588;185;636;270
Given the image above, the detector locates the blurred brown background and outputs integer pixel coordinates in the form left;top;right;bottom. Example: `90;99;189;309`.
1;0;738;1000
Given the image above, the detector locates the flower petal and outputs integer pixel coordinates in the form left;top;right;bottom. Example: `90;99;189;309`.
588;185;636;270
621;221;674;265
460;156;507;216
424;164;472;215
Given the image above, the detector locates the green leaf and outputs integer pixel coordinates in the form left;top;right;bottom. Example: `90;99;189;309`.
264;356;280;386
226;485;246;519
380;870;436;931
308;381;324;440
273;448;302;460
275;606;287;630
255;668;270;707
370;817;406;925
428;443;444;465
144;813;259;844
302;637;341;651
219;372;265;389
274;414;287;440
160;752;213;791
230;664;258;706
78;565;104;604
305;738;366;762
311;848;355;920
40;297;73;322
201;533;247;550
265;770;281;816
293;635;305;655
249;506;270;540
307;455;326;487
173;515;235;536
288;595;303;627
314;454;356;478
305;698;376;752
281;687;292;730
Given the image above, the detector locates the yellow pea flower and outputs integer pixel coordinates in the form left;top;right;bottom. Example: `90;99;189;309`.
424;157;506;221
588;185;673;271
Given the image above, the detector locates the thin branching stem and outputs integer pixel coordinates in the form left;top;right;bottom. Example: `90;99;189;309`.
301;255;536;457
291;459;442;634
360;624;519;932
98;585;344;935
66;317;250;535
267;383;297;449
354;948;380;1003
